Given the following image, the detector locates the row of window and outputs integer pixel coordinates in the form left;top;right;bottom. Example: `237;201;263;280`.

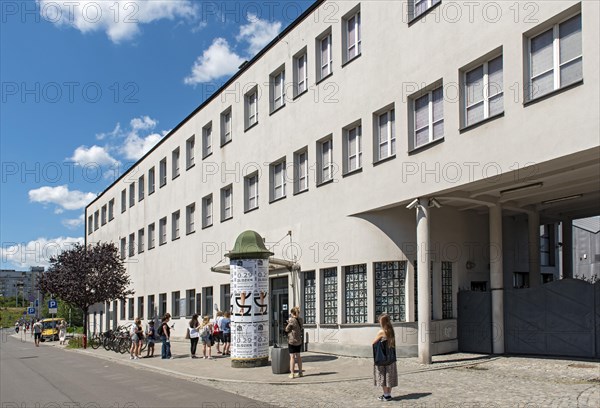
89;9;583;234
115;285;231;321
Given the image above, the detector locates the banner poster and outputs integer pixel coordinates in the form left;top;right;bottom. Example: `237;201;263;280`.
230;258;269;359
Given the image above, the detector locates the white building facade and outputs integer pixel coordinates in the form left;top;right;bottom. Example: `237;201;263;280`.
86;0;600;358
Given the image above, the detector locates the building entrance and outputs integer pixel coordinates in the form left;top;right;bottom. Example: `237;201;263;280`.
270;276;289;346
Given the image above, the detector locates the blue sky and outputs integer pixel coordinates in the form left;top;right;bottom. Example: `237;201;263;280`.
0;0;312;269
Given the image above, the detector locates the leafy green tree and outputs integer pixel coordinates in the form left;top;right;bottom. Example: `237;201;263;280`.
37;243;133;347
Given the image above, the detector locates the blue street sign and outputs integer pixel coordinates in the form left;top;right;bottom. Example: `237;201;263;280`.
35;299;39;307
27;307;35;315
48;300;58;309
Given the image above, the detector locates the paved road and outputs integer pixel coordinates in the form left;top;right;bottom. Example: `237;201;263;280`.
0;329;265;408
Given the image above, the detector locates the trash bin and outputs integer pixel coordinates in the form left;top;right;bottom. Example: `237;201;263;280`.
271;346;290;374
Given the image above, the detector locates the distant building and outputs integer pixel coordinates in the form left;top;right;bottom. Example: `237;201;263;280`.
573;216;600;281
0;267;44;302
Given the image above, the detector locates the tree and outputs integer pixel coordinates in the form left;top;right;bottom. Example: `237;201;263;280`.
37;242;133;347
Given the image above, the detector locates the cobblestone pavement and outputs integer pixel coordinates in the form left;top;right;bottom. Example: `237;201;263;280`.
12;332;599;408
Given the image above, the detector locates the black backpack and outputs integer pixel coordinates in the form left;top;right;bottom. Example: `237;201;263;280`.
157;323;164;337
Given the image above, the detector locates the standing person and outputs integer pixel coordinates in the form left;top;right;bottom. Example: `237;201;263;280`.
213;311;223;354
285;306;304;378
160;313;173;359
58;320;67;345
136;318;144;358
145;321;156;358
188;314;201;358
199;316;214;359
32;319;43;347
372;313;398;401
130;318;142;359
221;311;231;356
14;322;19;333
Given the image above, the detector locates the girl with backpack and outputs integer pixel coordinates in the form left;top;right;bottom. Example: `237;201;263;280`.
145;321;156;358
213;311;223;354
285;306;304;378
199;316;214;359
188;314;201;358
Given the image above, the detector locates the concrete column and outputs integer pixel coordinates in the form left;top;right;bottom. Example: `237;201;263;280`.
562;220;573;279
489;204;505;354
416;198;432;364
528;211;541;287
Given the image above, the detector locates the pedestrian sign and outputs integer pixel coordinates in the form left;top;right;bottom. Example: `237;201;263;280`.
27;307;35;315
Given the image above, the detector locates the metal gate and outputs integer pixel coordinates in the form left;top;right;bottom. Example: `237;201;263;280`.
457;291;492;353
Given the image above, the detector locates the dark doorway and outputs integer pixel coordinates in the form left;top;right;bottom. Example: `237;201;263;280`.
270;276;289;346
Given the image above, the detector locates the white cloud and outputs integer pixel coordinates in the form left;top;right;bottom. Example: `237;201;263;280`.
184;38;245;85
1;236;84;268
121;132;163;161
37;0;197;44
96;123;121;140
69;145;120;167
62;214;85;230
29;185;96;211
130;116;157;132
237;13;282;56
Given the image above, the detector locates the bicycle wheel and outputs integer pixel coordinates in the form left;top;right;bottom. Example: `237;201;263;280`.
103;336;111;351
90;335;101;349
120;338;131;354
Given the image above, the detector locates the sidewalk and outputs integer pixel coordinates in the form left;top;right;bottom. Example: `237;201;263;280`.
11;332;600;407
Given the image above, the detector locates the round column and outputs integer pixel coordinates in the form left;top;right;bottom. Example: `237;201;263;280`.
226;230;274;368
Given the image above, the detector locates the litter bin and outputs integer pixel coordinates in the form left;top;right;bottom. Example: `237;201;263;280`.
271;346;290;374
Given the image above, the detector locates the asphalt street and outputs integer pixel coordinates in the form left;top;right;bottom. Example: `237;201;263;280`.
0;329;266;408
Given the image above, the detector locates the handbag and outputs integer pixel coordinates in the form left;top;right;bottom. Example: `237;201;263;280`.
373;339;397;366
189;328;199;339
185;328;190;339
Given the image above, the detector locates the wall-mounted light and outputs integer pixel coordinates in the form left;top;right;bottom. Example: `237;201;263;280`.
541;194;583;205
406;198;420;209
466;261;476;270
500;182;543;195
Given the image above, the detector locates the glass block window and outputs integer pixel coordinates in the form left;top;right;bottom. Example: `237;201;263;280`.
344;264;367;323
303;271;316;324
441;261;453;319
375;261;407;322
322;267;337;324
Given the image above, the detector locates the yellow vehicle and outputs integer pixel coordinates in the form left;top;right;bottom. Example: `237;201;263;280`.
40;318;62;341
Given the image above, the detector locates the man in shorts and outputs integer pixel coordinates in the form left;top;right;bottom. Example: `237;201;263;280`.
33;319;43;347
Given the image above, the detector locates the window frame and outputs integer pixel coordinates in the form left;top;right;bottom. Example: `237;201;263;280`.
374;107;396;162
317;136;334;185
129;183;135;208
221;185;233;222
108;199;114;221
171;210;180;241
462;53;504;128
159;217;167;245
293;148;309;194
221;108;232;146
410;84;444;150
137;228;144;253
293;50;308;97
270;67;286;113
148;167;155;195
245;87;259;129
202;194;213;229
270;159;287;202
138;175;145;201
202;123;213;158
186;135;195;169
343;122;362;174
244;172;259;212
186;203;196;235
317;29;333;82
344;9;361;63
172;147;180;179
159;158;167;187
148;222;156;250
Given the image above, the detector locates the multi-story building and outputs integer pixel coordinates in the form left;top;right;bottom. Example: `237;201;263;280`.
0;267;44;302
86;0;599;359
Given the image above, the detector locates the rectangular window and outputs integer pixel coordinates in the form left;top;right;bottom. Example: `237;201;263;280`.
270;159;286;201
186;203;195;234
413;86;444;149
172;148;180;179
138;228;144;253
159;217;167;245
121;189;126;213
128;233;135;257
441;261;453;319
159;293;167;318
410;0;441;20
294;149;308;194
317;31;333;80
203;287;213;317
186;136;195;169
221;284;231;313
202;194;213;228
540;224;556;266
294;51;308;96
270;68;285;112
344;10;361;62
148;223;155;250
101;205;107;225
317;137;333;184
221;108;232;145
172;291;181;318
303;271;316;324
245;87;259;128
138;175;145;201
129;184;135;207
138;296;144;320
148;167;155;194
344;264;367;323
108;199;114;220
244;173;259;211
88;215;93;235
375;261;406;322
159;158;167;187
120;238;126;260
344;123;362;173
186;289;195;318
172;210;180;240
120;299;126;320
323;268;337;324
202;123;212;158
528;13;582;101
464;55;503;127
147;295;155;320
375;108;396;161
128;297;134;320
94;210;99;230
221;185;233;221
